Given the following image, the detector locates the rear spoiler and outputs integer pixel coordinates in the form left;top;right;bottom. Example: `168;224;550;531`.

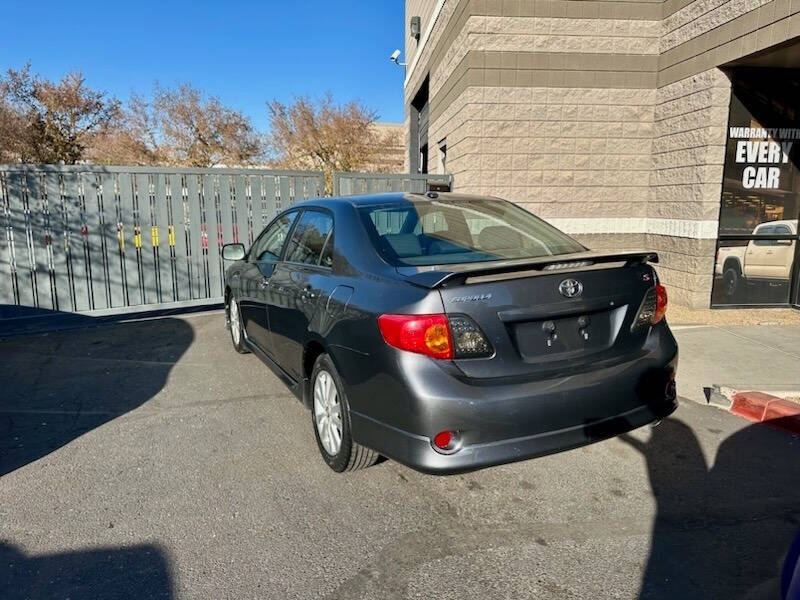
401;250;658;289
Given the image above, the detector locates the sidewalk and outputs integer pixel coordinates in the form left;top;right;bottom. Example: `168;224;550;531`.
672;321;800;404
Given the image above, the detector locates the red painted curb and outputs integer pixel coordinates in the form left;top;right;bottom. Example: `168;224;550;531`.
730;391;800;436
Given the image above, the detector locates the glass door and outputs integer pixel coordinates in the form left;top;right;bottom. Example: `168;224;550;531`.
712;68;800;307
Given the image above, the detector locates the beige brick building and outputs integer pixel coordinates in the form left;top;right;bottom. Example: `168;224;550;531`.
403;0;800;309
367;122;406;173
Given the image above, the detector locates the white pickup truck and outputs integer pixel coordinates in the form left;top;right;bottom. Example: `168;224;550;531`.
715;219;797;299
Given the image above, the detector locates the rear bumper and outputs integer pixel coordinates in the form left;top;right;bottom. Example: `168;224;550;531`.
351;397;676;475
344;324;678;475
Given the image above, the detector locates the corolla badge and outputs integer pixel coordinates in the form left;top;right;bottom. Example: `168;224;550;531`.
450;293;493;303
558;278;583;298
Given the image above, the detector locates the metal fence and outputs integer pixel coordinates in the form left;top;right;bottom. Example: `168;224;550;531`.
1;165;452;319
333;172;451;196
0;165;323;316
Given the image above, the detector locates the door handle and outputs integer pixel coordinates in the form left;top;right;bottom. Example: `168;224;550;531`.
258;277;270;289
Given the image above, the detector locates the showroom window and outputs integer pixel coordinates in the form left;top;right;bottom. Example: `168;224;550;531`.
712;69;800;307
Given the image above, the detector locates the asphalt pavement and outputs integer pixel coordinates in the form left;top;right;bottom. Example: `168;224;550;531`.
1;311;799;599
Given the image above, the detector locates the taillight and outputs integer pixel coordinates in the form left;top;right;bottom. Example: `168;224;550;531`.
632;283;668;331
378;314;453;359
653;283;667;324
378;313;492;360
448;315;493;357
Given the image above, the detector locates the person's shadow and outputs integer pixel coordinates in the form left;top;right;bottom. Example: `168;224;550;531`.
0;541;173;599
621;418;800;599
1;310;192;598
0;309;194;476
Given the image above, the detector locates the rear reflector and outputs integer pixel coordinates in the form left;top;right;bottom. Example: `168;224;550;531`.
433;431;453;449
432;430;460;453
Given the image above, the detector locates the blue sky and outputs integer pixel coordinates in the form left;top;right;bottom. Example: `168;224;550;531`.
0;0;406;130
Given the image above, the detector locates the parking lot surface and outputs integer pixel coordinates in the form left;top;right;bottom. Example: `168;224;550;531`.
1;311;799;599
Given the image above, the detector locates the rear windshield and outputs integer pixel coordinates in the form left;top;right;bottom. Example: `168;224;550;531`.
358;198;585;266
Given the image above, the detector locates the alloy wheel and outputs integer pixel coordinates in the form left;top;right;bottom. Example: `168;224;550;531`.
313;370;342;455
230;300;241;345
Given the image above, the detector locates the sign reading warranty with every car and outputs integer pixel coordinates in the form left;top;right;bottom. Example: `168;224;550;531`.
729;127;799;189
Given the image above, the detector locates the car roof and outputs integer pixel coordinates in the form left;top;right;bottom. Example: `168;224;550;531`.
291;191;504;210
756;219;797;229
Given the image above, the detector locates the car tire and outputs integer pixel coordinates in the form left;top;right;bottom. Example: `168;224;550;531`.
723;267;740;298
227;296;250;354
311;353;379;472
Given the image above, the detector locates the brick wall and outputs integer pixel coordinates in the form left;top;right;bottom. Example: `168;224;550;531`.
433;86;655;221
647;68;730;306
405;0;800;307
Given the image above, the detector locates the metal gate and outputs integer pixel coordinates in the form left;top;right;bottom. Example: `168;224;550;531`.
333;172;451;196
0;165;323;316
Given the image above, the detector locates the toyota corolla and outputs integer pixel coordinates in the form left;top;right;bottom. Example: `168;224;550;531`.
222;192;677;474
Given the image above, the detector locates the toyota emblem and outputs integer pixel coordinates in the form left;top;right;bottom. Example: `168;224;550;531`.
558;279;583;298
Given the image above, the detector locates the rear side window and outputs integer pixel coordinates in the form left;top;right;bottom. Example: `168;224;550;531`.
285;210;333;266
319;231;334;268
359;198;584;266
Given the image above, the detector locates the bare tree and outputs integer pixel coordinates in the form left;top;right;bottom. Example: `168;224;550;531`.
88;86;263;168
0;96;30;163
0;64;119;164
87;94;165;165
153;84;263;167
267;93;400;193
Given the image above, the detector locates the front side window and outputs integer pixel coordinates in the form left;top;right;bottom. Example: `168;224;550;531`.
284;210;333;266
359;198;584;267
250;212;297;263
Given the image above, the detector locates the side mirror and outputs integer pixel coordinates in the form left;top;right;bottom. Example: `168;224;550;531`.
775;239;794;246
222;243;246;261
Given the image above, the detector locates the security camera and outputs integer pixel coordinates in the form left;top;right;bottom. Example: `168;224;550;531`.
389;49;406;67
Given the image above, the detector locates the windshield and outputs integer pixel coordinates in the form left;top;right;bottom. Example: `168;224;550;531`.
358;197;585;266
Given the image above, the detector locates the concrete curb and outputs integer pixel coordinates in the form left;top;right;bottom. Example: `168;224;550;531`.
729;391;800;436
705;385;736;410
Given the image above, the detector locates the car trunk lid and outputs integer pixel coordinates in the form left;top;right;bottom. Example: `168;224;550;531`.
399;251;659;379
